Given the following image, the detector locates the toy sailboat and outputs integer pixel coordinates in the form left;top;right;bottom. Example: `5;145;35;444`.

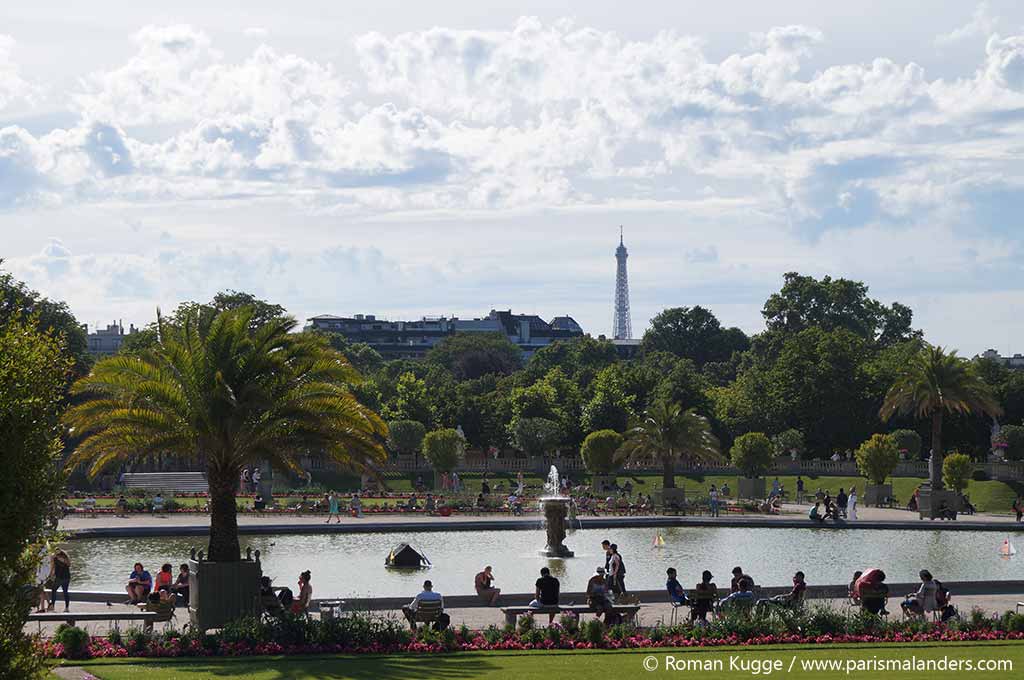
999;538;1017;557
653;532;666;548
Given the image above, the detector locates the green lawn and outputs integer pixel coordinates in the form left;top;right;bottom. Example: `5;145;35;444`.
61;641;1024;679
65;471;1023;514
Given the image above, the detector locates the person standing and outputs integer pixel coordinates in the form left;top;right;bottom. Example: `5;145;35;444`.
252;467;262;494
796;476;805;503
609;543;626;594
240;468;251;494
49;550;71;612
325;492;340;524
709;484;720;517
35;549;52;613
836;488;848;519
847;487;858;521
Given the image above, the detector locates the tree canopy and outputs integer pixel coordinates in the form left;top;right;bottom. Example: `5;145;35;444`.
425;332;522;380
641;306;749;366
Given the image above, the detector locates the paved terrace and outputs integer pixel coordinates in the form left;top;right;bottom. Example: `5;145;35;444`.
26;582;1024;637
61;504;1024;539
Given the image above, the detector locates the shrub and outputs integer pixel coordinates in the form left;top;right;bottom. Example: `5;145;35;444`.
942;452;973;493
128;487;149;498
422;428;465;473
54;624;90;659
856;434;899;485
512;417;562;458
581;619;605;645
580;430;624;474
730;432;773;478
545;624;562;645
481;626;503;645
890;429;922;458
999;612;1024;633
516;613;535;635
558;612;579;634
388;420;427;457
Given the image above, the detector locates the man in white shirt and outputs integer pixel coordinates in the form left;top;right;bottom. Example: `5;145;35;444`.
402;580;449;630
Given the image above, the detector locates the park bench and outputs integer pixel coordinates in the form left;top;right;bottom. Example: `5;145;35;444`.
407;598;447;629
501;603;641;626
27;610;160;633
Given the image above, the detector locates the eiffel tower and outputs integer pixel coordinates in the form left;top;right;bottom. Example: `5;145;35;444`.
613;226;632;340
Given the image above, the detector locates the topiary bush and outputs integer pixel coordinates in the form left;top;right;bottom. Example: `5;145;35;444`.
730;432;774;478
942;452;973;493
54;624;90;659
580;430;624;474
855;433;899;485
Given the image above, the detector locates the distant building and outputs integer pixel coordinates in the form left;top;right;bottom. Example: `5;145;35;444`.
980;349;1024;369
304;309;585;360
84;321;138;356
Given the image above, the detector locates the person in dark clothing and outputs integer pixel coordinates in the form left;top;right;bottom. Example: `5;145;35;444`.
665;567;688;604
49;550;71;612
730;566;753;593
835;489;848;519
532;567;560;623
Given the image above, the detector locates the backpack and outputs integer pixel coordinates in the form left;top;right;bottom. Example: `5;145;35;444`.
934;581;949;607
277;587;294;607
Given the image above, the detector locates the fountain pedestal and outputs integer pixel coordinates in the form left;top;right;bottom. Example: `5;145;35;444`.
540;497;574;558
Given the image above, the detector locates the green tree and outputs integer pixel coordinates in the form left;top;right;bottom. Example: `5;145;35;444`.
641;306;749;366
0;313;70;680
890;429;922;458
855;433;900;486
762;272;918;345
771;429;805;459
387;420;426;461
512;417;562;458
730;432;774;479
880;345;1002;489
942;452;973;494
425;332;522;380
579;430;624;475
619;400;721;489
997;424;1024;461
581;365;635;434
422;428;466;474
383;371;433;426
1;263;90;377
65;307;387;561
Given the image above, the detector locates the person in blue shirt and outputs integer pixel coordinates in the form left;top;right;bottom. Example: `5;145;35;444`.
126;562;152;604
666;567;688;605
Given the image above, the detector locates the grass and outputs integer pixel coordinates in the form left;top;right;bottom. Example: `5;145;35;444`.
64;472;1023;514
59;641;1024;679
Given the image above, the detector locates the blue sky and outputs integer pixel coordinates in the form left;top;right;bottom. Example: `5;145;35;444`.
1;1;1023;354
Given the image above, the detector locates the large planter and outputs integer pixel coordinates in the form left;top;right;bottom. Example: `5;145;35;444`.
737;477;766;500
656;487;686;508
917;487;960;519
189;549;263;632
863;484;892;507
591;474;617;494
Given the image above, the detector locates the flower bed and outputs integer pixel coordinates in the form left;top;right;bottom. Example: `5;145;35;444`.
38;608;1024;660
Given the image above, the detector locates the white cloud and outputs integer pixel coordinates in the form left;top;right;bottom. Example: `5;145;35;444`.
936;2;1000;46
0;35;36;111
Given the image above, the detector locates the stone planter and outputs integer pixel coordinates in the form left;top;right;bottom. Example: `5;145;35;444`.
863;484;892;507
656;487;686;508
189;549;263;632
917;487;960;519
737;477;766;500
591;474;617;494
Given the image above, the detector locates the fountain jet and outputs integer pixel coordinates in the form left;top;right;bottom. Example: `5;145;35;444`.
539;465;574;558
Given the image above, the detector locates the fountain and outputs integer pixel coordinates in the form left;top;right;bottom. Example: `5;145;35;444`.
538;465;574;558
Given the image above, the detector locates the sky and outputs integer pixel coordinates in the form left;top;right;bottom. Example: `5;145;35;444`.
1;1;1023;354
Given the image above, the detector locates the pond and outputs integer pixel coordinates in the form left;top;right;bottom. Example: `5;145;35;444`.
66;526;1024;598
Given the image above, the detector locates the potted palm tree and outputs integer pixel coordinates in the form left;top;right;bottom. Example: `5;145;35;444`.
880;345;1001;518
855;434;899;506
618;400;720;507
579;429;624;493
731;432;773;500
65;307;387;628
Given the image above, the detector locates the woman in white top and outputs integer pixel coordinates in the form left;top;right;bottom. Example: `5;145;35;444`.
35;549;52;613
847;487;858;521
901;569;937;617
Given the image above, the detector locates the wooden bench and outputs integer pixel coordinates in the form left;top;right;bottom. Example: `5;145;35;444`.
501;603;641;626
27;611;159;632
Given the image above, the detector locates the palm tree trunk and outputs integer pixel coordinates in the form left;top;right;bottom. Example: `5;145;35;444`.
662;455;676;489
930;411;943;490
207;466;241;562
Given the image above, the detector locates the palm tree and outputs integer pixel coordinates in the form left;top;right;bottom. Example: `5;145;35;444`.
65;307;387;561
618;400;721;489
880;345;1001;489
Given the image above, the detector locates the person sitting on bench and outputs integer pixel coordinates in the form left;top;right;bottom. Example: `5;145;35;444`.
126;562;153;604
666;567;688;605
530;567;560;623
691;570;718;622
587;567;617;623
402;580;450;631
260;576;284;618
757;571;806;613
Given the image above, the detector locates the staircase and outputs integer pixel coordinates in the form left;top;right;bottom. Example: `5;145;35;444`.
121;472;209;494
